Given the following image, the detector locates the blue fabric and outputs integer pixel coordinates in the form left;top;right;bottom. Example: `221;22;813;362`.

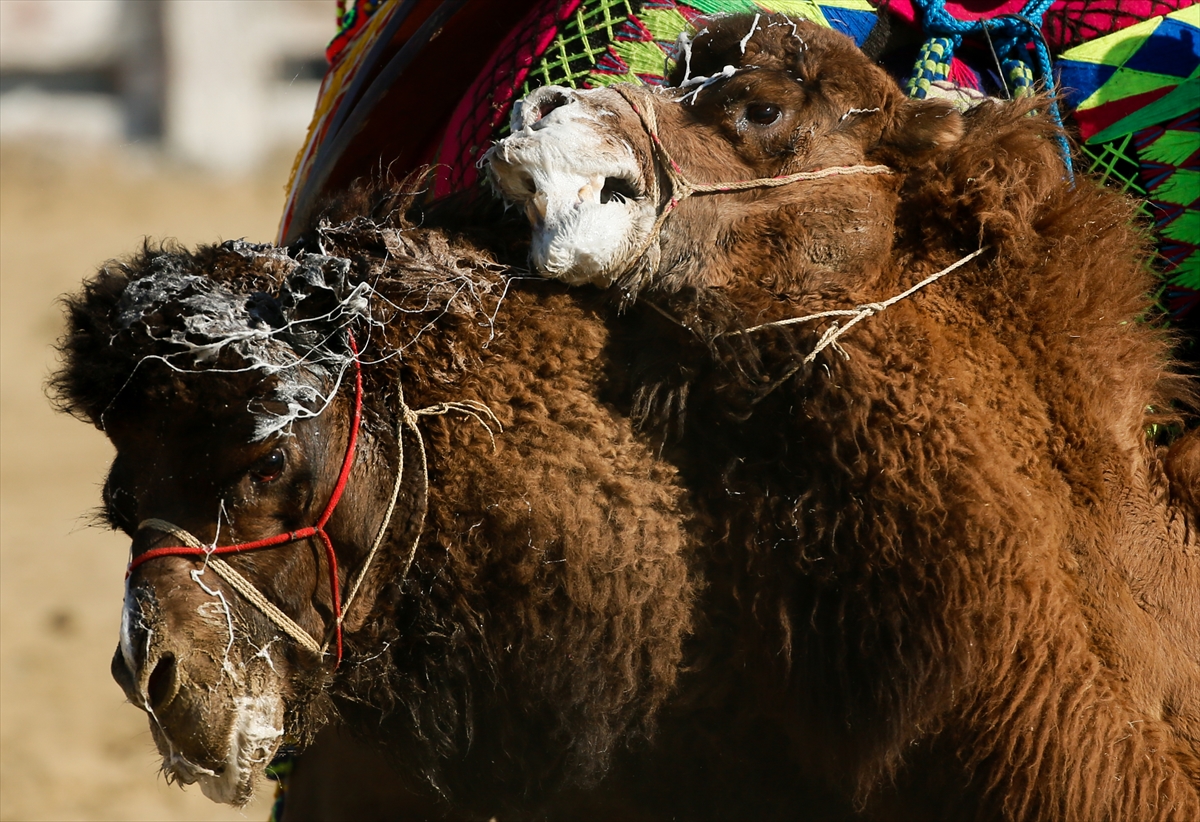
824;8;880;47
1055;59;1119;108
1123;17;1200;77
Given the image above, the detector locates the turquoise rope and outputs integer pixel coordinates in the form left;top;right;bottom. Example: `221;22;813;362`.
908;0;1074;181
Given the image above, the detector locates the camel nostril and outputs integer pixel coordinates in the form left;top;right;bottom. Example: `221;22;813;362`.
535;90;572;122
147;652;179;712
600;177;639;204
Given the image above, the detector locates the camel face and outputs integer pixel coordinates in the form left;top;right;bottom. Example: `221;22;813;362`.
487;86;656;286
488;17;961;295
52;246;396;806
103;372;350;805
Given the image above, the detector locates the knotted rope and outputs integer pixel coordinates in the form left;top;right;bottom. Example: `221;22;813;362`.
611;84;894;285
332;387;500;641
721;246;987;402
730;246;988;362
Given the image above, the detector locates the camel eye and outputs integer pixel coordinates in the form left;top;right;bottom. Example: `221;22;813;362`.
249;449;286;484
745;103;782;125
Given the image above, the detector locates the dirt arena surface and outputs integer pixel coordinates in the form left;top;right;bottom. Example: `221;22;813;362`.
1;142;289;821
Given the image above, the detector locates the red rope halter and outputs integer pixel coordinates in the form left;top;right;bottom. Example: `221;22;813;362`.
127;333;365;667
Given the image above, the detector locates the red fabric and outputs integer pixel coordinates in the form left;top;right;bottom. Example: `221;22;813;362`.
884;0;1028;24
1072;85;1174;141
434;0;579;197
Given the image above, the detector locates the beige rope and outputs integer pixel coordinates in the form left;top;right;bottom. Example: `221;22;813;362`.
402;399;501;581
137;386;503;662
325;389;501;649
137;519;324;656
732;247;989;403
732;246;988;363
207;558;323;656
329;410;408;641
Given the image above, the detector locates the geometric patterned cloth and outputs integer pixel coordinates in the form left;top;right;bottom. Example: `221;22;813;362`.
433;0;879;197
282;0;1200;331
1059;5;1199;322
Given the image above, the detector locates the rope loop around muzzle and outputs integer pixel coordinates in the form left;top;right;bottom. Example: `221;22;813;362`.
610;84;894;281
128;332;502;670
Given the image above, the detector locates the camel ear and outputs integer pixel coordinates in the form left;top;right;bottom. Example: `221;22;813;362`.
878;98;963;162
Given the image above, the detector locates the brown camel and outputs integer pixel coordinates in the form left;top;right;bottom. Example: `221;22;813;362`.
488;13;1200;820
51;186;700;817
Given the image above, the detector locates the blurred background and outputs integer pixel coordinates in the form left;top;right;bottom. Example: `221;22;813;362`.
1;1;332;819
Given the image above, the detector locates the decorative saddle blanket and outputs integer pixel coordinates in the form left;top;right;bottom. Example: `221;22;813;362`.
279;0;1197;329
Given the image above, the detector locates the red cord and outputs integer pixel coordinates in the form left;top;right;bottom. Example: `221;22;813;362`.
127;331;364;668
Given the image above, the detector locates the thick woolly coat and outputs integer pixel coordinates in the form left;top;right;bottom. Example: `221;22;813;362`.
602;16;1200;822
51;189;697;817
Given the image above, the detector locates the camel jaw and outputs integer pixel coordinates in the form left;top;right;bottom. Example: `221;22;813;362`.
151;691;284;806
486;86;655;287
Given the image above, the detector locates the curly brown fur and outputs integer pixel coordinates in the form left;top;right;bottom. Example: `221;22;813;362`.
647;16;1199;820
498;13;1200;821
51;191;695;814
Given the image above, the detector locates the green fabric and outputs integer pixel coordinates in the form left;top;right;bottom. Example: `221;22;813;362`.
1141;129;1200;167
1167;251;1199;290
1154;170;1200;208
1059;14;1160;66
1079;134;1152;212
1090;75;1200;144
522;0;636;94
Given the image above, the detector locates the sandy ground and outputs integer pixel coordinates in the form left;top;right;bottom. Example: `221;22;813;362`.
1;142;292;821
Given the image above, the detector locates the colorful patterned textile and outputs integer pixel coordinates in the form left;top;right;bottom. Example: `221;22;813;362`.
433;0;878;196
1137;111;1199;318
435;0;588;197
280;0;1199;326
279;0;408;245
1058;5;1199;321
1058;6;1198;140
327;0;386;63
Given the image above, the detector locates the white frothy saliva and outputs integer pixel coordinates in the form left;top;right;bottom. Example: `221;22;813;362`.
119;580;140;681
111;248;378;442
190;567;240;684
767;15;800;40
486;89;657;286
679;64;737;105
676;30;694;84
841;107;881;122
196;693;284;806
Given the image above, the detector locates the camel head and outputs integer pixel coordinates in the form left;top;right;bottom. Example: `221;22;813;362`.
487;15;963;298
51;242;412;805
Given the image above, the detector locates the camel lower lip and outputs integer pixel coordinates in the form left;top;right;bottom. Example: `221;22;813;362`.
197;763;253;806
155;693;283;806
164;749;218;786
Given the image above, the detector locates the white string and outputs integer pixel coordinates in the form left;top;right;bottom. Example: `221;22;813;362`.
733;247;988;366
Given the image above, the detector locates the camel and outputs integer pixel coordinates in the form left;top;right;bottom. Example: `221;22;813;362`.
56;182;924;821
487;13;1200;820
50;186;701;817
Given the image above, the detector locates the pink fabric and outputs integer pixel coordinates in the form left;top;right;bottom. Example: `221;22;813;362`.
434;0;581;197
880;0;1184;51
884;0;1030;25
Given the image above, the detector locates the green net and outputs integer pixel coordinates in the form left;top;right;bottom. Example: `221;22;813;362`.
522;1;637;95
1080;133;1153;221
